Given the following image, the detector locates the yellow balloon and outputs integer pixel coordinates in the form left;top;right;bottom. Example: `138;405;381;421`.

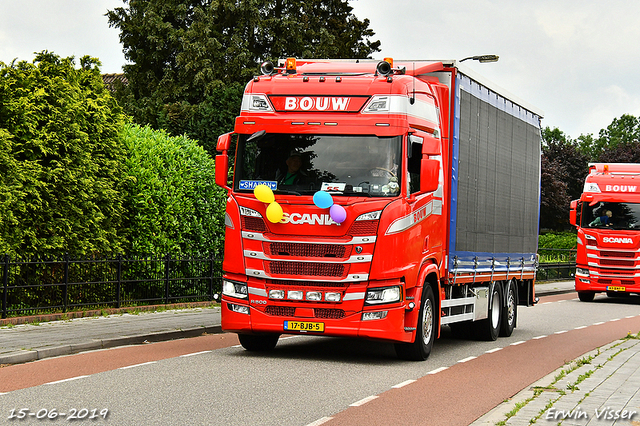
266;202;283;223
254;184;275;204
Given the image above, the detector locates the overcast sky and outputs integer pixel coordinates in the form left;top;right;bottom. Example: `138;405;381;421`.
1;0;639;140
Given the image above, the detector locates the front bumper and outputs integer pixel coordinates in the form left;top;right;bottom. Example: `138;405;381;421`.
221;296;413;343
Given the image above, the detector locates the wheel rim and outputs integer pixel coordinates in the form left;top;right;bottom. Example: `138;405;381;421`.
506;285;515;326
422;298;433;345
491;290;500;328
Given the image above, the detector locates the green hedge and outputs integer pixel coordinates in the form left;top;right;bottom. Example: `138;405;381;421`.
120;123;226;256
538;232;578;250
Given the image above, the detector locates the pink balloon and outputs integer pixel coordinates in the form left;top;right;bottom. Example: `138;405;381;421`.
329;204;347;223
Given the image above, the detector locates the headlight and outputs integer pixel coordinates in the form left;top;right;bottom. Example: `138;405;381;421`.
365;286;402;305
269;289;285;299
576;268;590;276
306;291;322;301
288;290;303;300
222;280;248;299
325;292;341;302
356;210;382;221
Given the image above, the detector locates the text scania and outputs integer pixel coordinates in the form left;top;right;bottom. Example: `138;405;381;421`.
605;185;637;192
285;97;350;111
602;237;634;244
281;212;339;226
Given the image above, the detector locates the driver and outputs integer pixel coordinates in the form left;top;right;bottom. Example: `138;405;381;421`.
276;151;307;185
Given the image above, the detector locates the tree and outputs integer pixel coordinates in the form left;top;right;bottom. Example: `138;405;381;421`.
540;127;589;230
591;114;640;160
542;127;589;201
107;0;381;153
0;52;127;257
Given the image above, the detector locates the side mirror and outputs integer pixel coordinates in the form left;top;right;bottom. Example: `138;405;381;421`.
217;132;232;151
215;154;229;189
420;159;439;193
216;132;233;189
569;200;578;226
422;134;441;155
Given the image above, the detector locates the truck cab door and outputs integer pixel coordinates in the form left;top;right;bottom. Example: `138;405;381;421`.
406;129;444;259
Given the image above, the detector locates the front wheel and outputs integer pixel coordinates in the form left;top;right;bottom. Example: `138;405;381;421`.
578;291;595;302
395;285;436;361
238;333;280;351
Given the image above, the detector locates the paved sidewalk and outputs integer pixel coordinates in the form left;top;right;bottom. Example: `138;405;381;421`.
0;306;221;365
472;337;640;425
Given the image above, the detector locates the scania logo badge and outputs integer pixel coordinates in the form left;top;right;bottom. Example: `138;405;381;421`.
355;246;363;254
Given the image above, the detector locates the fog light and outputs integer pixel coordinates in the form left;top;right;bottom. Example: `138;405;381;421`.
288;290;303;300
269;289;285;299
228;303;250;315
362;311;388;321
325;292;341;302
306;291;322;301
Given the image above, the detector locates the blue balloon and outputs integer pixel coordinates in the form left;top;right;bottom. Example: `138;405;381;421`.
313;191;333;209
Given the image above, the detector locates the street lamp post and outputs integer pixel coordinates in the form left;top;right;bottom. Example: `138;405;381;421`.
460;55;499;63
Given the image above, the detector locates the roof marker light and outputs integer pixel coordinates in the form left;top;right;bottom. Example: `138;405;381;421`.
285;57;296;73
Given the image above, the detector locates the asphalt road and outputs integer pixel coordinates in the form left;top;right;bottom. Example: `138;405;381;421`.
1;292;639;426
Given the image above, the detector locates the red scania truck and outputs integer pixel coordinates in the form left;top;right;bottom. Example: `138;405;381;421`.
570;163;640;301
215;58;542;360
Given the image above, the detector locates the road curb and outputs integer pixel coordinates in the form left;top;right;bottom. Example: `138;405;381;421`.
0;325;222;366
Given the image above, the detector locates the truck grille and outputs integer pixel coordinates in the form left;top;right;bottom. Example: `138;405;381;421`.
266;261;347;278
600;250;635;258
265;306;296;316
595;278;635;286
314;308;345;319
349;220;378;236
265;242;347;258
243;216;267;232
599;259;636;267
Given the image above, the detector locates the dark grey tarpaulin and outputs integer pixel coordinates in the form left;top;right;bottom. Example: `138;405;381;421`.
449;72;541;271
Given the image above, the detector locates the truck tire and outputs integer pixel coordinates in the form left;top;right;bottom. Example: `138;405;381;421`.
500;280;517;337
475;283;502;341
578;291;595;302
238;333;280;351
395;285;436;361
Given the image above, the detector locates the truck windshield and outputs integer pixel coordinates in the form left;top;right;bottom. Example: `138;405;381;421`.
235;133;402;197
581;202;640;230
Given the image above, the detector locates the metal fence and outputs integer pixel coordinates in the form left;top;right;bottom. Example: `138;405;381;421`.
2;249;577;319
1;254;222;319
536;248;577;281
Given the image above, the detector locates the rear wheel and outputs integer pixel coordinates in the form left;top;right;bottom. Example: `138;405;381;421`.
238;333;280;351
500;280;517;337
395;285;436;361
578;291;595;302
475;283;502;341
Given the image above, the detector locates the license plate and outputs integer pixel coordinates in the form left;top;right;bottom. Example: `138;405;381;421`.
283;321;324;332
607;286;626;292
